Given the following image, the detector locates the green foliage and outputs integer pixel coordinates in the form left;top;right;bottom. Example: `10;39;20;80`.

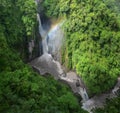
17;0;36;36
40;0;60;17
65;1;120;94
0;46;85;113
0;0;36;59
0;0;24;47
40;0;71;18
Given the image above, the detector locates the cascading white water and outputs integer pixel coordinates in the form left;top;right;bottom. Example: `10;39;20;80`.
37;12;64;60
37;13;64;56
37;14;48;53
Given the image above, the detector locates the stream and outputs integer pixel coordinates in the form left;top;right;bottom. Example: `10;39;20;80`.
29;1;120;113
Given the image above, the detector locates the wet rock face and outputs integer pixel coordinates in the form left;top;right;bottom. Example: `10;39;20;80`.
47;23;64;61
37;11;64;61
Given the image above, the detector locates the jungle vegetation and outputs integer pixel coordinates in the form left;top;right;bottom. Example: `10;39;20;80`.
0;0;120;113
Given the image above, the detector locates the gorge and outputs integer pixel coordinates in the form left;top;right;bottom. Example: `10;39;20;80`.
29;1;120;113
0;0;120;113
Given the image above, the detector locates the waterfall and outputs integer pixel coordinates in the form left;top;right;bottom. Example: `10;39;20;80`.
37;12;64;60
37;14;48;53
35;0;49;54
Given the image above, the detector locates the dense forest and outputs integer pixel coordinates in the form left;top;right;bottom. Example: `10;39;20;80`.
0;0;120;113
